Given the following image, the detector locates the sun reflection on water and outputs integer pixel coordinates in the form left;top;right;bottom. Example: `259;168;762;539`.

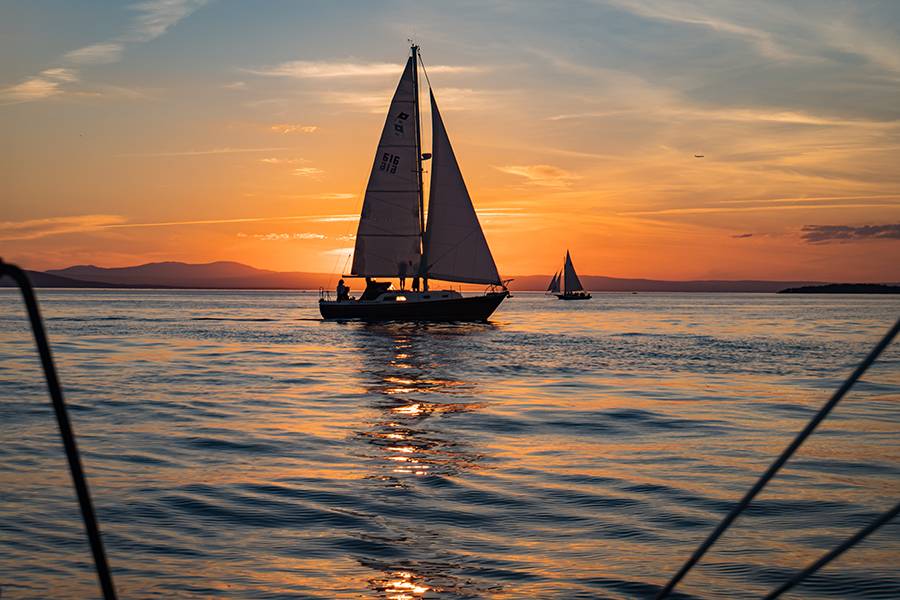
352;322;498;597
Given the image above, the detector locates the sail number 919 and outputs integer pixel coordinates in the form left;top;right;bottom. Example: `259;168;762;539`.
379;153;400;174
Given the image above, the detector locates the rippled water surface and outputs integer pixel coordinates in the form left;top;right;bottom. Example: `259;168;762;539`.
1;290;899;599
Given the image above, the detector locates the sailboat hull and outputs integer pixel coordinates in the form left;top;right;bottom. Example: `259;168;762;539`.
556;293;592;300
319;291;508;322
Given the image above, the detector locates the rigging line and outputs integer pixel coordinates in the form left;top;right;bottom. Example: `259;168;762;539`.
0;260;118;600
416;47;433;90
655;317;900;600
763;501;900;599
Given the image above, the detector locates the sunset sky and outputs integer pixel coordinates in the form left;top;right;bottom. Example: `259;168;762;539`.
2;0;899;281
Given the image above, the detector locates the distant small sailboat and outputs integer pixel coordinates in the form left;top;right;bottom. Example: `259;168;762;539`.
319;44;508;321
549;251;591;300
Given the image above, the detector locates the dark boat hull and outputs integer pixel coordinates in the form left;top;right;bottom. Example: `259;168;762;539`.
319;291;508;322
556;293;592;300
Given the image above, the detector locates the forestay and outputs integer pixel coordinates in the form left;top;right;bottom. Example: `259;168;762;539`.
350;57;421;279
422;92;501;285
563;251;584;292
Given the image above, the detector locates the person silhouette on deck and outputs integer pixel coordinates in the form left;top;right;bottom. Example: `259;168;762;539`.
336;279;350;302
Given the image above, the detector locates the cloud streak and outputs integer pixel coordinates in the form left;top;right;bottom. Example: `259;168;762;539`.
624;203;899;216
801;224;900;243
0;212;367;241
64;43;125;65
1;0;208;103
1;68;80;102
246;60;483;79
495;164;579;187
270;123;318;134
123;0;208;42
0;215;127;241
605;0;797;61
237;232;327;241
119;146;293;157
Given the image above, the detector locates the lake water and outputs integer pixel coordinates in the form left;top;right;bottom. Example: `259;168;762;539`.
1;290;898;599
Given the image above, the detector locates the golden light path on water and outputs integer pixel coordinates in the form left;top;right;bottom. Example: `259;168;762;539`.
0;290;898;598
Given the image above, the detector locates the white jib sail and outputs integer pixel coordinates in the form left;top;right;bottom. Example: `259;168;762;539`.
350;56;421;279
422;91;501;285
563;251;584;293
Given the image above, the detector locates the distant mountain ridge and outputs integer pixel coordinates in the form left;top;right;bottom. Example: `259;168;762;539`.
779;283;900;294
11;260;839;292
47;261;334;289
509;274;827;293
0;270;131;288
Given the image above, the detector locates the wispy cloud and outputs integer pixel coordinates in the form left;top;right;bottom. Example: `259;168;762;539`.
318;87;502;113
732;233;754;239
1;68;80;101
246;60;483;79
237;232;326;241
603;0;799;61
64;42;125;65
1;0;208;103
1;212;363;241
316;193;354;200
222;80;247;90
604;0;900;77
270;123;318;134
259;157;307;164
495;164;579;187
321;90;392;113
293;166;324;177
122;0;209;43
549;105;900;129
312;214;359;223
624;203;898;216
119;146;293;157
801;223;900;243
0;215;126;241
323;246;355;256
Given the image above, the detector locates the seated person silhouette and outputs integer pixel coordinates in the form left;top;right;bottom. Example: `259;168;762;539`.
336;279;350;302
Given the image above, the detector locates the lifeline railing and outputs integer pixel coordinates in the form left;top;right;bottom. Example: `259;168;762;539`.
0;260;117;600
656;317;900;599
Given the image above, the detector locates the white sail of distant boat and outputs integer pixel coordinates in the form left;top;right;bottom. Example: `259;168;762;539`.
563;251;584;293
350;57;421;280
422;91;501;285
320;44;509;322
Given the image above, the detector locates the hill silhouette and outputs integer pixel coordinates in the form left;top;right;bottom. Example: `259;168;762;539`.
14;261;836;292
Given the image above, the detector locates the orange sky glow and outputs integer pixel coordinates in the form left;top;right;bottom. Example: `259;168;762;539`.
2;1;899;281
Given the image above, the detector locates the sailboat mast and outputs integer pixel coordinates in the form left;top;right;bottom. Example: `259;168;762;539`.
410;44;427;287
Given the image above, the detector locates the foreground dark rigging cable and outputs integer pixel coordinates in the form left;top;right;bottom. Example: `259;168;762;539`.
763;501;900;599
0;260;118;600
656;317;900;599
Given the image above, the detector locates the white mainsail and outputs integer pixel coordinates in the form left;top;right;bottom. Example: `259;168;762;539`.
563;251;584;293
350;56;421;279
548;271;561;293
421;91;501;285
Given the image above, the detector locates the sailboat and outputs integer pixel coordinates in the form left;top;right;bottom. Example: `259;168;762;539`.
319;45;509;321
549;251;591;300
